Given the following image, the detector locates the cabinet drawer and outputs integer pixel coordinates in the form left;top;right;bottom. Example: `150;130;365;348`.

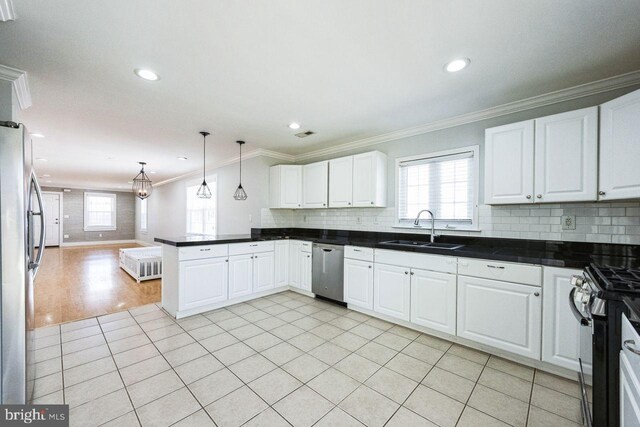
458;258;541;286
229;241;275;255
300;241;312;253
374;249;456;274
345;246;373;262
179;244;228;261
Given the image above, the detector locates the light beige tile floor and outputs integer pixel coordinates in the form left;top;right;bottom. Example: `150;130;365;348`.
33;291;590;426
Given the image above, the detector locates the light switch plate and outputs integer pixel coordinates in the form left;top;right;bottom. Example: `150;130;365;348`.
561;215;576;230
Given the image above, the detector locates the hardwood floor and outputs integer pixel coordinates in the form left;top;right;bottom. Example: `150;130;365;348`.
34;244;161;328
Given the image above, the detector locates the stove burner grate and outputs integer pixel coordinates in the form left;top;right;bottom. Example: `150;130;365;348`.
592;265;640;292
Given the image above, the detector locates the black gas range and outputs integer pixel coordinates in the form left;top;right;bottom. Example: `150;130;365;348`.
571;264;640;427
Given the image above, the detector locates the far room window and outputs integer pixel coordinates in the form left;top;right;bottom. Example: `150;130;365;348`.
396;146;479;230
140;198;148;233
84;192;117;231
186;176;217;235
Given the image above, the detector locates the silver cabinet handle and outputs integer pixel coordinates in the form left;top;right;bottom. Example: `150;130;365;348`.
404;271;409;275
353;249;361;252
225;259;228;262
599;191;605;196
526;195;532;199
368;265;372;269
348;202;351;205
370;201;374;205
200;248;211;251
410;272;414;275
624;340;640;356
534;292;540;297
487;264;505;269
536;194;542;199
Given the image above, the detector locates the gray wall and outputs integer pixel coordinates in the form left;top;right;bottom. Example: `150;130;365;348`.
43;187;136;243
136;156;282;244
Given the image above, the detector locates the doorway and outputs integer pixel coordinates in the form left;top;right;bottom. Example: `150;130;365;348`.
36;191;62;247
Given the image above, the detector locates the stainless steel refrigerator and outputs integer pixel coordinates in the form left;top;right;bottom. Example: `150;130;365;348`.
0;121;45;404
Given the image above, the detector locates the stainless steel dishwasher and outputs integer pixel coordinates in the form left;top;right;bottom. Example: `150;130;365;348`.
312;243;344;302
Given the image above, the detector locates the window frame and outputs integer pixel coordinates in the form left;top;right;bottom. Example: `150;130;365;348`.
394;145;480;231
139;198;148;234
83;192;117;232
185;175;218;236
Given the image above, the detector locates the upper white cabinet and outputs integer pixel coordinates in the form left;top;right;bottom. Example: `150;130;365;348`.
541;267;592;374
329;156;354;207
270;165;302;208
303;161;329;208
352;151;387;207
485;107;598;204
534;107;598;202
485;120;535;205
599;88;640;200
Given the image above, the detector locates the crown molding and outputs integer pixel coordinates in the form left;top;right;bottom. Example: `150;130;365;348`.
294;69;640;161
0;0;15;21
154;148;295;187
0;64;32;109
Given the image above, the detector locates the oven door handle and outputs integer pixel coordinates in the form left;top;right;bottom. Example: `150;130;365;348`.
569;287;591;326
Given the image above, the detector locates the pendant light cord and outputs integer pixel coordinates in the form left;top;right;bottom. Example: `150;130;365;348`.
202;134;206;182
239;142;242;184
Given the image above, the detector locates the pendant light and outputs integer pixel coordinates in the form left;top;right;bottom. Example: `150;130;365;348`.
233;140;247;200
132;162;153;199
196;131;212;199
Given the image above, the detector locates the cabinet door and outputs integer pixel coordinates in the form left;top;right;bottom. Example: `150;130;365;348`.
179;257;228;311
228;254;253;299
542;267;592;374
600;88;640;200
300;251;312;292
620;352;640;427
289;241;301;288
457;275;542;359
303;161;329;208
282;166;302;208
534;107;598;203
485;120;535;204
411;269;457;335
344;258;374;310
329;156;353;207
353;151;386;207
253;252;275;293
275;241;289;287
374;263;411;321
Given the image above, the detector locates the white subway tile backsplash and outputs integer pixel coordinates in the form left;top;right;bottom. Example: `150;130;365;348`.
261;200;640;244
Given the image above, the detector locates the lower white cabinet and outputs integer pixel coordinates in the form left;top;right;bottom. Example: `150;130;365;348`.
344;258;374;310
275;241;289;287
457;275;542;359
374;263;410;321
620;352;640;427
253;252;275;293
228;254;253;299
300;250;312;292
179;257;228;311
542;267;592;374
289;241;301;288
410;268;457;335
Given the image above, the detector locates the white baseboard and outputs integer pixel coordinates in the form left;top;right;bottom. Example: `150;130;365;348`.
60;239;137;247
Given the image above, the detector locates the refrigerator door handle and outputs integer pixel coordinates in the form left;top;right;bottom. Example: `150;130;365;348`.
28;172;45;276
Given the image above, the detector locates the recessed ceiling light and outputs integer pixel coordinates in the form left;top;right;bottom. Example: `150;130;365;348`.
150;171;156;174
36;158;47;162
42;174;50;177
127;181;133;184
444;58;470;73
288;122;301;130
134;69;160;81
177;156;188;161
45;180;52;183
30;133;45;138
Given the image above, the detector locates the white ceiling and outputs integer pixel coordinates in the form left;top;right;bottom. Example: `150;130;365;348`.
1;0;640;189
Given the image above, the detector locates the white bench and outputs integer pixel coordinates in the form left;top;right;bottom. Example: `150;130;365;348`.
119;247;162;283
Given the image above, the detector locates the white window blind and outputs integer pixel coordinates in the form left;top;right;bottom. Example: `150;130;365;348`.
84;192;117;231
397;149;476;226
140;198;148;233
186;179;217;235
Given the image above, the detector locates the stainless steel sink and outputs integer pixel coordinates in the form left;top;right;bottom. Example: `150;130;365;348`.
380;240;464;250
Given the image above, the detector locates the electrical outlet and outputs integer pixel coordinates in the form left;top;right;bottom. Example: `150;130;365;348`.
303;215;307;223
373;216;379;225
99;233;103;237
356;217;362;224
64;234;69;239
64;215;69;219
561;215;576;230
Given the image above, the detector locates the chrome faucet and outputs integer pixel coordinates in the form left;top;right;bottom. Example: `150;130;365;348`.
414;209;438;243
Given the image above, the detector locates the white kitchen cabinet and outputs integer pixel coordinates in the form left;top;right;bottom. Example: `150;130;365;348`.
541;267;592;374
352;151;387;207
270;165;303;208
329;156;353;207
300;250;312;292
228;254;253;299
534;107;598;203
410;268;457;335
620;352;640;427
344;258;374;310
600;88;640;200
485;120;535;205
253;251;275;293
289;241;301;288
457;275;542;359
274;240;289;287
179;257;228;311
303;161;329;208
374;263;411;321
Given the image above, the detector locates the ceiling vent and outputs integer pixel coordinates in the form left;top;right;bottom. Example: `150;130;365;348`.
295;130;315;138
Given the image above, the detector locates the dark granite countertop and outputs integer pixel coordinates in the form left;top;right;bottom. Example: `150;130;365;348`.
155;227;640;269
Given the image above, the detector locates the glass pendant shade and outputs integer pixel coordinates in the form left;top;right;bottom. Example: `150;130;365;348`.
197;131;212;199
132;162;153;200
234;140;248;200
